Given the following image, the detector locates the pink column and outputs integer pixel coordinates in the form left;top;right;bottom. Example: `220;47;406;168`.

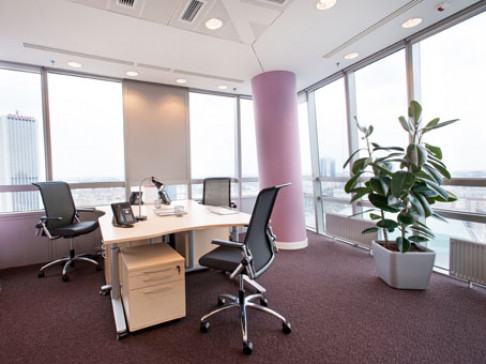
251;71;308;250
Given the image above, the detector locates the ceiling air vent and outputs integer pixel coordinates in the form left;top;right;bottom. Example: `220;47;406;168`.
181;0;205;22
117;0;136;7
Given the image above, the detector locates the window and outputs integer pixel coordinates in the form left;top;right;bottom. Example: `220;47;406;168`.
189;93;237;180
354;50;408;151
48;73;125;183
0;68;45;212
240;98;260;197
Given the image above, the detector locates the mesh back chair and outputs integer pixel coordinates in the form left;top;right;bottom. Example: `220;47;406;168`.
33;182;101;282
199;183;291;355
202;177;236;208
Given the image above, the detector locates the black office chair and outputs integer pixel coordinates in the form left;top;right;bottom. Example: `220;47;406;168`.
199;183;291;355
33;181;101;282
202;177;237;208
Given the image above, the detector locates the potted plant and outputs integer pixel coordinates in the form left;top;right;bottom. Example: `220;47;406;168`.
343;100;458;289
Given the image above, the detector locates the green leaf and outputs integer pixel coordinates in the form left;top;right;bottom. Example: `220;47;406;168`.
344;173;362;193
434;190;457;202
369;177;386;195
423;164;443;184
425;117;440;129
343;148;365;169
362;227;379;234
369;193;400;213
372;143;404;152
409;194;425;217
369;213;382;220
428;160;452;180
377;219;399;229
396;237;411;253
398;211;414;225
408;100;423;126
409;235;429;243
350;187;371;203
406;143;427;168
413;192;433;217
355;117;367;134
425;143;442;159
391;171;415;198
431;212;448;223
424;180;449;200
423;119;459;133
398;116;410;132
365;125;374;138
409;225;435;239
352;157;369;174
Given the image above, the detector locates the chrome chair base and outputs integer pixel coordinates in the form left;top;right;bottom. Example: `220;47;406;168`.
200;275;291;355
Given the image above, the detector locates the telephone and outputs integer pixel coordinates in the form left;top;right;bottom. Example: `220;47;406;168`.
129;191;142;205
111;202;136;228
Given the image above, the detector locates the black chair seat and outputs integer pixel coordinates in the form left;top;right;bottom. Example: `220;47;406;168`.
199;246;242;272
50;220;99;238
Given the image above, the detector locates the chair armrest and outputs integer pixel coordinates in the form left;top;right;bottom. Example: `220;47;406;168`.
211;239;244;249
77;208;95;213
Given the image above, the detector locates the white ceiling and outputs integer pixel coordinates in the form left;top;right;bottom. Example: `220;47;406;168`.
0;0;481;95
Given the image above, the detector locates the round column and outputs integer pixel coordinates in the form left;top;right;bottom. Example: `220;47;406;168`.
251;70;308;250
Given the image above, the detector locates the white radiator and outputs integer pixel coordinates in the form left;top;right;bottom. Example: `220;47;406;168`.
325;213;378;249
450;238;486;286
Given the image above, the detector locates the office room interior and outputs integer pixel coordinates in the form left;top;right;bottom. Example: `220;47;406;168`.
0;0;485;363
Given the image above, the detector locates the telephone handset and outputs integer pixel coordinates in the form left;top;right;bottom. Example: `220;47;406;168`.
159;189;171;205
111;202;136;228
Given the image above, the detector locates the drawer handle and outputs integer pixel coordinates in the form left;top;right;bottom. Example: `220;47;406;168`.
142;267;173;274
143;275;173;283
144;287;173;295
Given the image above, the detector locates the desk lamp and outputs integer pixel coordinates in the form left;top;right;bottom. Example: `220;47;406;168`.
136;176;153;221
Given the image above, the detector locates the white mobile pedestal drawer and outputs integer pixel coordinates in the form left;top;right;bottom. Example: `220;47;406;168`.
120;243;185;332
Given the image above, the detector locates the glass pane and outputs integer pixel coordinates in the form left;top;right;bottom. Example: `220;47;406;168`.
304;195;316;230
48;73;125;183
240;99;258;178
189;93;236;179
71;187;126;208
298;102;312;177
418;12;486;179
0;68;45;212
355;50;408;152
322;201;353;231
315;78;349;178
321;181;348;199
435;186;486;215
241;181;259;197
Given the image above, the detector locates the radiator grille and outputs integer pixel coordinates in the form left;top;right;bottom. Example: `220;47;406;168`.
450;238;486;286
325;213;377;248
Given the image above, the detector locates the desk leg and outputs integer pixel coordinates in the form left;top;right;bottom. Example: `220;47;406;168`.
188;230;195;270
109;243;128;339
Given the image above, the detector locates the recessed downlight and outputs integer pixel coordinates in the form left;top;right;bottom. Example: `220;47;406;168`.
67;61;82;68
176;78;187;84
402;17;423;29
126;71;138;77
344;52;359;60
316;0;336;10
218;85;228;90
205;18;223;30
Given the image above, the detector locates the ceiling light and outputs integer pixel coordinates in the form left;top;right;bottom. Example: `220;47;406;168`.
67;61;82;68
316;0;336;10
402;17;422;29
344;52;359;60
176;78;187;84
218;85;228;90
205;18;223;30
126;71;138;77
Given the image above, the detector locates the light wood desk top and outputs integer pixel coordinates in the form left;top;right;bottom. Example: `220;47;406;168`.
97;199;250;245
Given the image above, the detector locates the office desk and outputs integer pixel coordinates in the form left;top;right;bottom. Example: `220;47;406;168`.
97;199;250;338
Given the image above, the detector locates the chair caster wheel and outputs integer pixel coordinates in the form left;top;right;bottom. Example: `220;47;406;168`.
200;321;210;333
259;298;268;307
243;341;253;355
95;265;102;271
283;321;292;334
62;274;69;282
38;271;45;278
99;289;110;296
217;297;226;307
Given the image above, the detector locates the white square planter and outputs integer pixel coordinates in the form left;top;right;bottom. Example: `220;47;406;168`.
372;241;436;290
